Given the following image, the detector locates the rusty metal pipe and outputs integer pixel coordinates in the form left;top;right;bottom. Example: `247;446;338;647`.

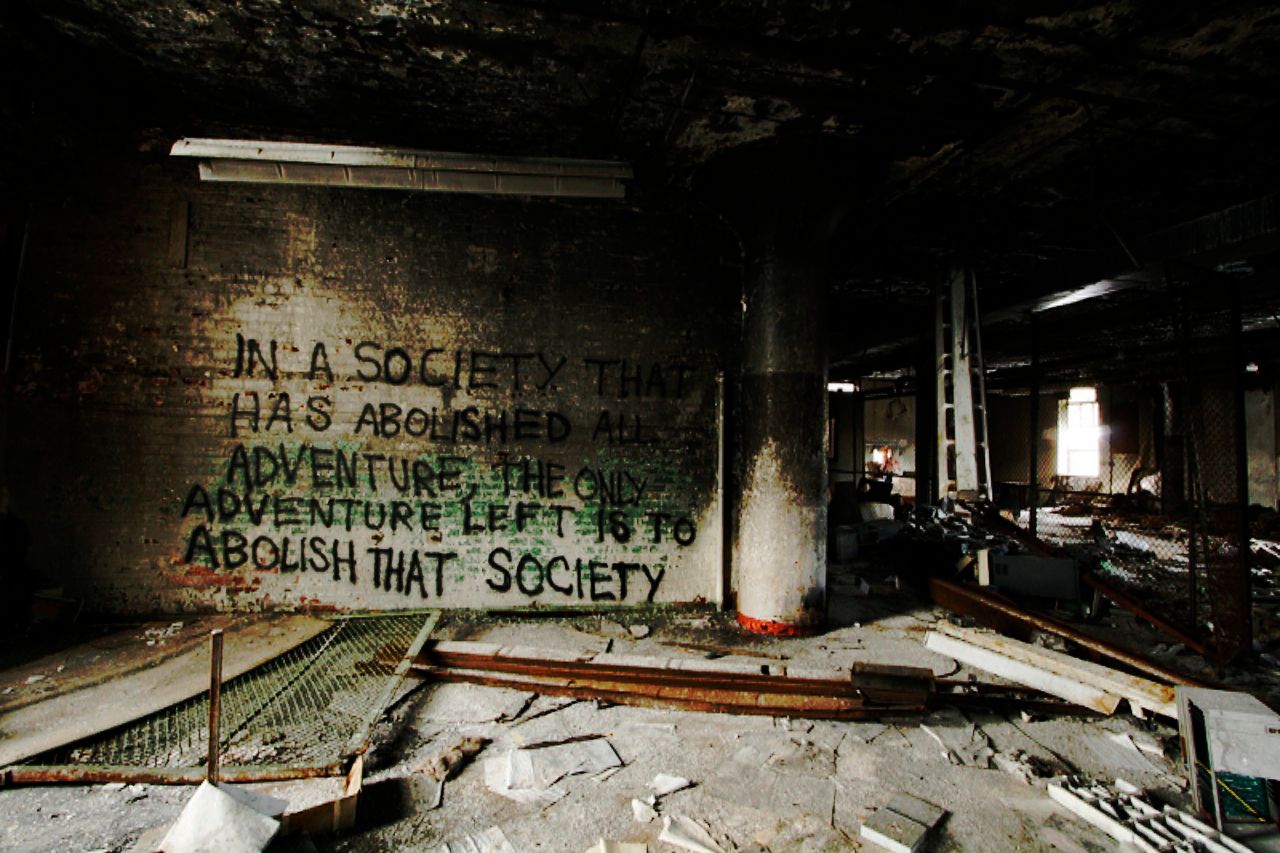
207;628;223;784
1081;572;1207;657
929;577;1201;686
1;763;344;787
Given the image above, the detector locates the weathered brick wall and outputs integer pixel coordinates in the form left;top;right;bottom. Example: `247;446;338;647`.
7;156;730;614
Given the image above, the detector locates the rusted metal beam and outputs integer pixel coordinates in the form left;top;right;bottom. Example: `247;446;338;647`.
410;640;939;718
416;643;934;707
1081;572;1208;657
207;628;223;784
928;577;1202;687
412;666;917;720
1;762;345;787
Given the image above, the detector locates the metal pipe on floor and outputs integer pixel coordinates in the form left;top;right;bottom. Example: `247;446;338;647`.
1;763;344;787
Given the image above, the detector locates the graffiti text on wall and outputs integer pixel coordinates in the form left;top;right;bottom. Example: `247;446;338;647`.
177;336;708;604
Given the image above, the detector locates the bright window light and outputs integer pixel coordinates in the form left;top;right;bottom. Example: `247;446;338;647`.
827;382;858;393
1058;387;1100;476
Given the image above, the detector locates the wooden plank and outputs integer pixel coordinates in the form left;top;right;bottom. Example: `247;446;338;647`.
924;631;1122;716
929;623;1176;719
0;615;330;768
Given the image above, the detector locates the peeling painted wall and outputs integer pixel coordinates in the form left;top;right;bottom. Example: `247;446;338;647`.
6;159;729;613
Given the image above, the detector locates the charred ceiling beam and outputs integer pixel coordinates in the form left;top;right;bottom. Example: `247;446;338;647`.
1133;193;1280;266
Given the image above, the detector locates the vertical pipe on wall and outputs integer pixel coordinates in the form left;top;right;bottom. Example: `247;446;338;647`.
915;294;937;510
1230;278;1253;660
1028;311;1040;539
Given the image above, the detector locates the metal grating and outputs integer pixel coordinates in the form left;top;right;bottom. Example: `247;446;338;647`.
32;613;434;771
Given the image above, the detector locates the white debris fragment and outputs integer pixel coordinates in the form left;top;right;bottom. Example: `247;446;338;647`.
659;814;723;853
648;773;692;798
158;781;284;853
584;841;647;853
631;798;659;823
434;825;517;853
484;737;621;807
1113;777;1141;795
628;624;651;639
25;675;45;685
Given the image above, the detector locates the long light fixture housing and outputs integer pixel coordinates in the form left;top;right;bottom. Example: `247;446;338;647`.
170;138;631;199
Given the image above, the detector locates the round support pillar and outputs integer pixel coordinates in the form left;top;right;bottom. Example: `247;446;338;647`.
735;244;828;634
715;158;835;636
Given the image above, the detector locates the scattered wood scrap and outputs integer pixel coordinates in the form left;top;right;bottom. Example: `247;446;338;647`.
925;623;1177;719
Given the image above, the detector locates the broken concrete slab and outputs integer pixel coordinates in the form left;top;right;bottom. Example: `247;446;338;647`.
859;808;929;853
919;710;994;768
858;792;947;853
704;746;836;821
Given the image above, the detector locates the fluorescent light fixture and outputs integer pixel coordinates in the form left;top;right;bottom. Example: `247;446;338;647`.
1032;279;1127;313
827;382;858;393
1247;362;1261;373
170;138;631;199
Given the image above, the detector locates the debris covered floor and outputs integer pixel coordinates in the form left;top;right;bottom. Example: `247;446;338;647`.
2;561;1272;853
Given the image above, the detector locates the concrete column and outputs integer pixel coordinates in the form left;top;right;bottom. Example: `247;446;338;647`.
733;193;831;636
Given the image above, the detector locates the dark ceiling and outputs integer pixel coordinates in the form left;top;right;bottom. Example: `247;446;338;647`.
4;1;1280;380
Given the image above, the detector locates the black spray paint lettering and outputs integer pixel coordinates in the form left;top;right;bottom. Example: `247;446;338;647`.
353;403;570;444
353;343;567;392
583;358;693;399
219;447;473;496
572;467;648;505
366;548;456;598
484;547;665;602
229;392;332;436
183;525;357;582
646;512;698;546
233;334;278;380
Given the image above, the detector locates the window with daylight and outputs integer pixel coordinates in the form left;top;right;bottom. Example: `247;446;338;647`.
1057;387;1101;477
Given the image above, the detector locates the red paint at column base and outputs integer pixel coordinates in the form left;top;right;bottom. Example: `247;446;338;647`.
737;612;819;637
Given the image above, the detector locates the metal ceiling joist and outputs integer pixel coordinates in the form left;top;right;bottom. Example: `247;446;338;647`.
170;138;631;199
